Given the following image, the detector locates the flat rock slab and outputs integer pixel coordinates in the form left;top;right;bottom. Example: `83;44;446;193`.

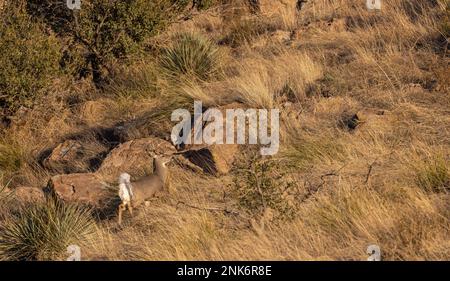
47;173;111;206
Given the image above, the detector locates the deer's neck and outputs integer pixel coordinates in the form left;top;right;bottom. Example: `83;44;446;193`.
154;162;168;184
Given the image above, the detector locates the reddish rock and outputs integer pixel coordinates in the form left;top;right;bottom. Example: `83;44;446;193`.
175;103;243;175
97;137;176;182
47;173;110;206
184;144;238;175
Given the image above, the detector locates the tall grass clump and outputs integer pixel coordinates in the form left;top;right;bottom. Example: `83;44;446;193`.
159;32;223;82
109;63;160;99
0;138;25;181
0;199;96;261
415;156;449;193
221;17;276;48
194;0;220;11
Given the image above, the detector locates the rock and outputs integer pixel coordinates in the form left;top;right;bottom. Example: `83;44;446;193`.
184;144;238;175
13;186;45;203
47;173;110;206
341;109;385;131
43;139;105;173
97;137;176;182
174;103;244;175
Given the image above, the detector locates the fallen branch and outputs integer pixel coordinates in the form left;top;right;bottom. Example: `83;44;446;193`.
364;159;378;185
175;201;241;216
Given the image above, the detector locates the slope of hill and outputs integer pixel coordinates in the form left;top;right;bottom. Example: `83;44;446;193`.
0;0;449;260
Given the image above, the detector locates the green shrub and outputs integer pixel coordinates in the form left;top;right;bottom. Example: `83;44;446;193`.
0;199;95;261
28;0;189;84
0;2;61;113
234;154;299;221
160;32;223;82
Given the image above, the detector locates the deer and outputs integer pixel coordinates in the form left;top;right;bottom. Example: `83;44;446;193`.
117;154;172;225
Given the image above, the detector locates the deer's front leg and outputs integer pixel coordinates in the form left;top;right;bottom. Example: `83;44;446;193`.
118;203;126;225
128;202;133;216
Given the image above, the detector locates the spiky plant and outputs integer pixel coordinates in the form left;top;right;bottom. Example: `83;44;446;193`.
159;32;223;82
0;199;96;261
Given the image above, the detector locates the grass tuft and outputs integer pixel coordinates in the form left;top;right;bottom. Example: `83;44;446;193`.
0;199;96;261
159;32;223;82
416;156;449;193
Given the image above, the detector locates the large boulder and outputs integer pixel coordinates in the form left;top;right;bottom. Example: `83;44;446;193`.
176;103;244;175
184;144;238;175
43;139;106;173
47;173;111;206
96;137;176;182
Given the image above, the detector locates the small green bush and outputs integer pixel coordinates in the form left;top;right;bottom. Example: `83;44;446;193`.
234;154;299;221
0;2;61;113
160;32;223;82
0;199;95;261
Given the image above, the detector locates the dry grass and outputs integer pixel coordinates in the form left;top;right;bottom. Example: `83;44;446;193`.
227;51;323;108
0;199;96;261
0;0;449;260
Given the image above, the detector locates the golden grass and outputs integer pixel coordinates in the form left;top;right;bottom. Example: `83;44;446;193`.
1;0;449;261
0;199;96;261
228;51;323;108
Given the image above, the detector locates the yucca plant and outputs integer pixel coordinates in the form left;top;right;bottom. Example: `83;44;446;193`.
0;199;96;261
159;32;223;82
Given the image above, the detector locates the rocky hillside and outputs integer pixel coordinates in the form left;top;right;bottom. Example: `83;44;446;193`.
0;0;449;260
